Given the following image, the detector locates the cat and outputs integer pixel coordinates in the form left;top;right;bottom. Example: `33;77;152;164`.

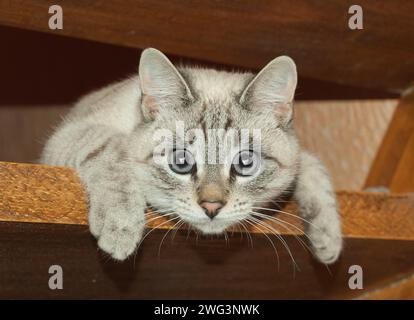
41;48;342;264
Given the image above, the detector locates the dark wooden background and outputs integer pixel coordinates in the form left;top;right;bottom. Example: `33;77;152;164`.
1;1;413;92
1;221;414;299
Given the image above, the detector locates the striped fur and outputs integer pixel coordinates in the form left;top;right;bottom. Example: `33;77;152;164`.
41;49;342;263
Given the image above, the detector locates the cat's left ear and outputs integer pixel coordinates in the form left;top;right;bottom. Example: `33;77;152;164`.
240;56;297;126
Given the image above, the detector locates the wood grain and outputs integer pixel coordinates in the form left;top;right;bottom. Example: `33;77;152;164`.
1;221;413;299
366;90;414;193
1;161;414;240
0;1;413;92
391;121;414;193
0;162;88;225
357;273;414;300
0;25;398;106
295;100;397;190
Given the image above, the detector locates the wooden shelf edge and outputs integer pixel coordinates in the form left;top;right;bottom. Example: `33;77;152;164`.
356;272;414;300
1;161;414;240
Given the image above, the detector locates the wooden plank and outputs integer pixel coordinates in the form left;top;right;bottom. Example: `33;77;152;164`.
1;161;414;240
391;132;414;193
0;221;413;299
0;162;88;225
294;100;397;190
365;89;414;193
0;25;398;106
0;161;413;299
357;273;414;300
0;1;413;92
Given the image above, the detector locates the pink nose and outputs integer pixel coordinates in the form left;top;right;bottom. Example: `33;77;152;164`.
200;201;224;219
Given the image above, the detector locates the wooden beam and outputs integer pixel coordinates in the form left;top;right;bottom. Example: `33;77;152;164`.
0;221;413;299
1;161;414;299
357;273;414;300
0;1;413;92
365;89;414;193
0;26;399;106
1;161;414;240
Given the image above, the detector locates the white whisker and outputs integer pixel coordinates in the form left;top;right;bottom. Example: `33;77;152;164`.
251;206;321;231
171;220;186;242
158;218;183;257
237;221;254;248
250;211;313;255
245;217;298;274
242;218;280;271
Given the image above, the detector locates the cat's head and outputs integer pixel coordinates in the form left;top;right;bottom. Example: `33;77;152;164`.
135;48;300;234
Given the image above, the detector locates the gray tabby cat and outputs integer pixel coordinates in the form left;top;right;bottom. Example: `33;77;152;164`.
41;48;342;264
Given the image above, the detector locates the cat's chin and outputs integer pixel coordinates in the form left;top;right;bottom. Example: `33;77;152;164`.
190;220;234;235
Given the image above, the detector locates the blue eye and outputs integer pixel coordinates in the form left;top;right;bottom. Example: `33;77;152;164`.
232;150;260;176
169;149;195;174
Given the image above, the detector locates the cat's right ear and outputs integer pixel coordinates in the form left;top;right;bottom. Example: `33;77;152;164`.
139;48;193;121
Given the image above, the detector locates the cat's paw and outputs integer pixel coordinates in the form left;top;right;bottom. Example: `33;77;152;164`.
97;222;144;261
309;230;342;264
88;193;146;261
307;210;343;264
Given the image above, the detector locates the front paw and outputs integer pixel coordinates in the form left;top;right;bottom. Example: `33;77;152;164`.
309;230;342;264
97;222;144;261
307;212;343;264
88;196;145;261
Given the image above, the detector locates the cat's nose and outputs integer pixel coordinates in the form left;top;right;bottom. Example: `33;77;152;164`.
200;201;225;219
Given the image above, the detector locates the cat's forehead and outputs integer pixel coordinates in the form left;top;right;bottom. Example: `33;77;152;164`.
179;67;254;102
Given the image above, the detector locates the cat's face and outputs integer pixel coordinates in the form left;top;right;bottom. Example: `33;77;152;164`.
136;49;300;234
